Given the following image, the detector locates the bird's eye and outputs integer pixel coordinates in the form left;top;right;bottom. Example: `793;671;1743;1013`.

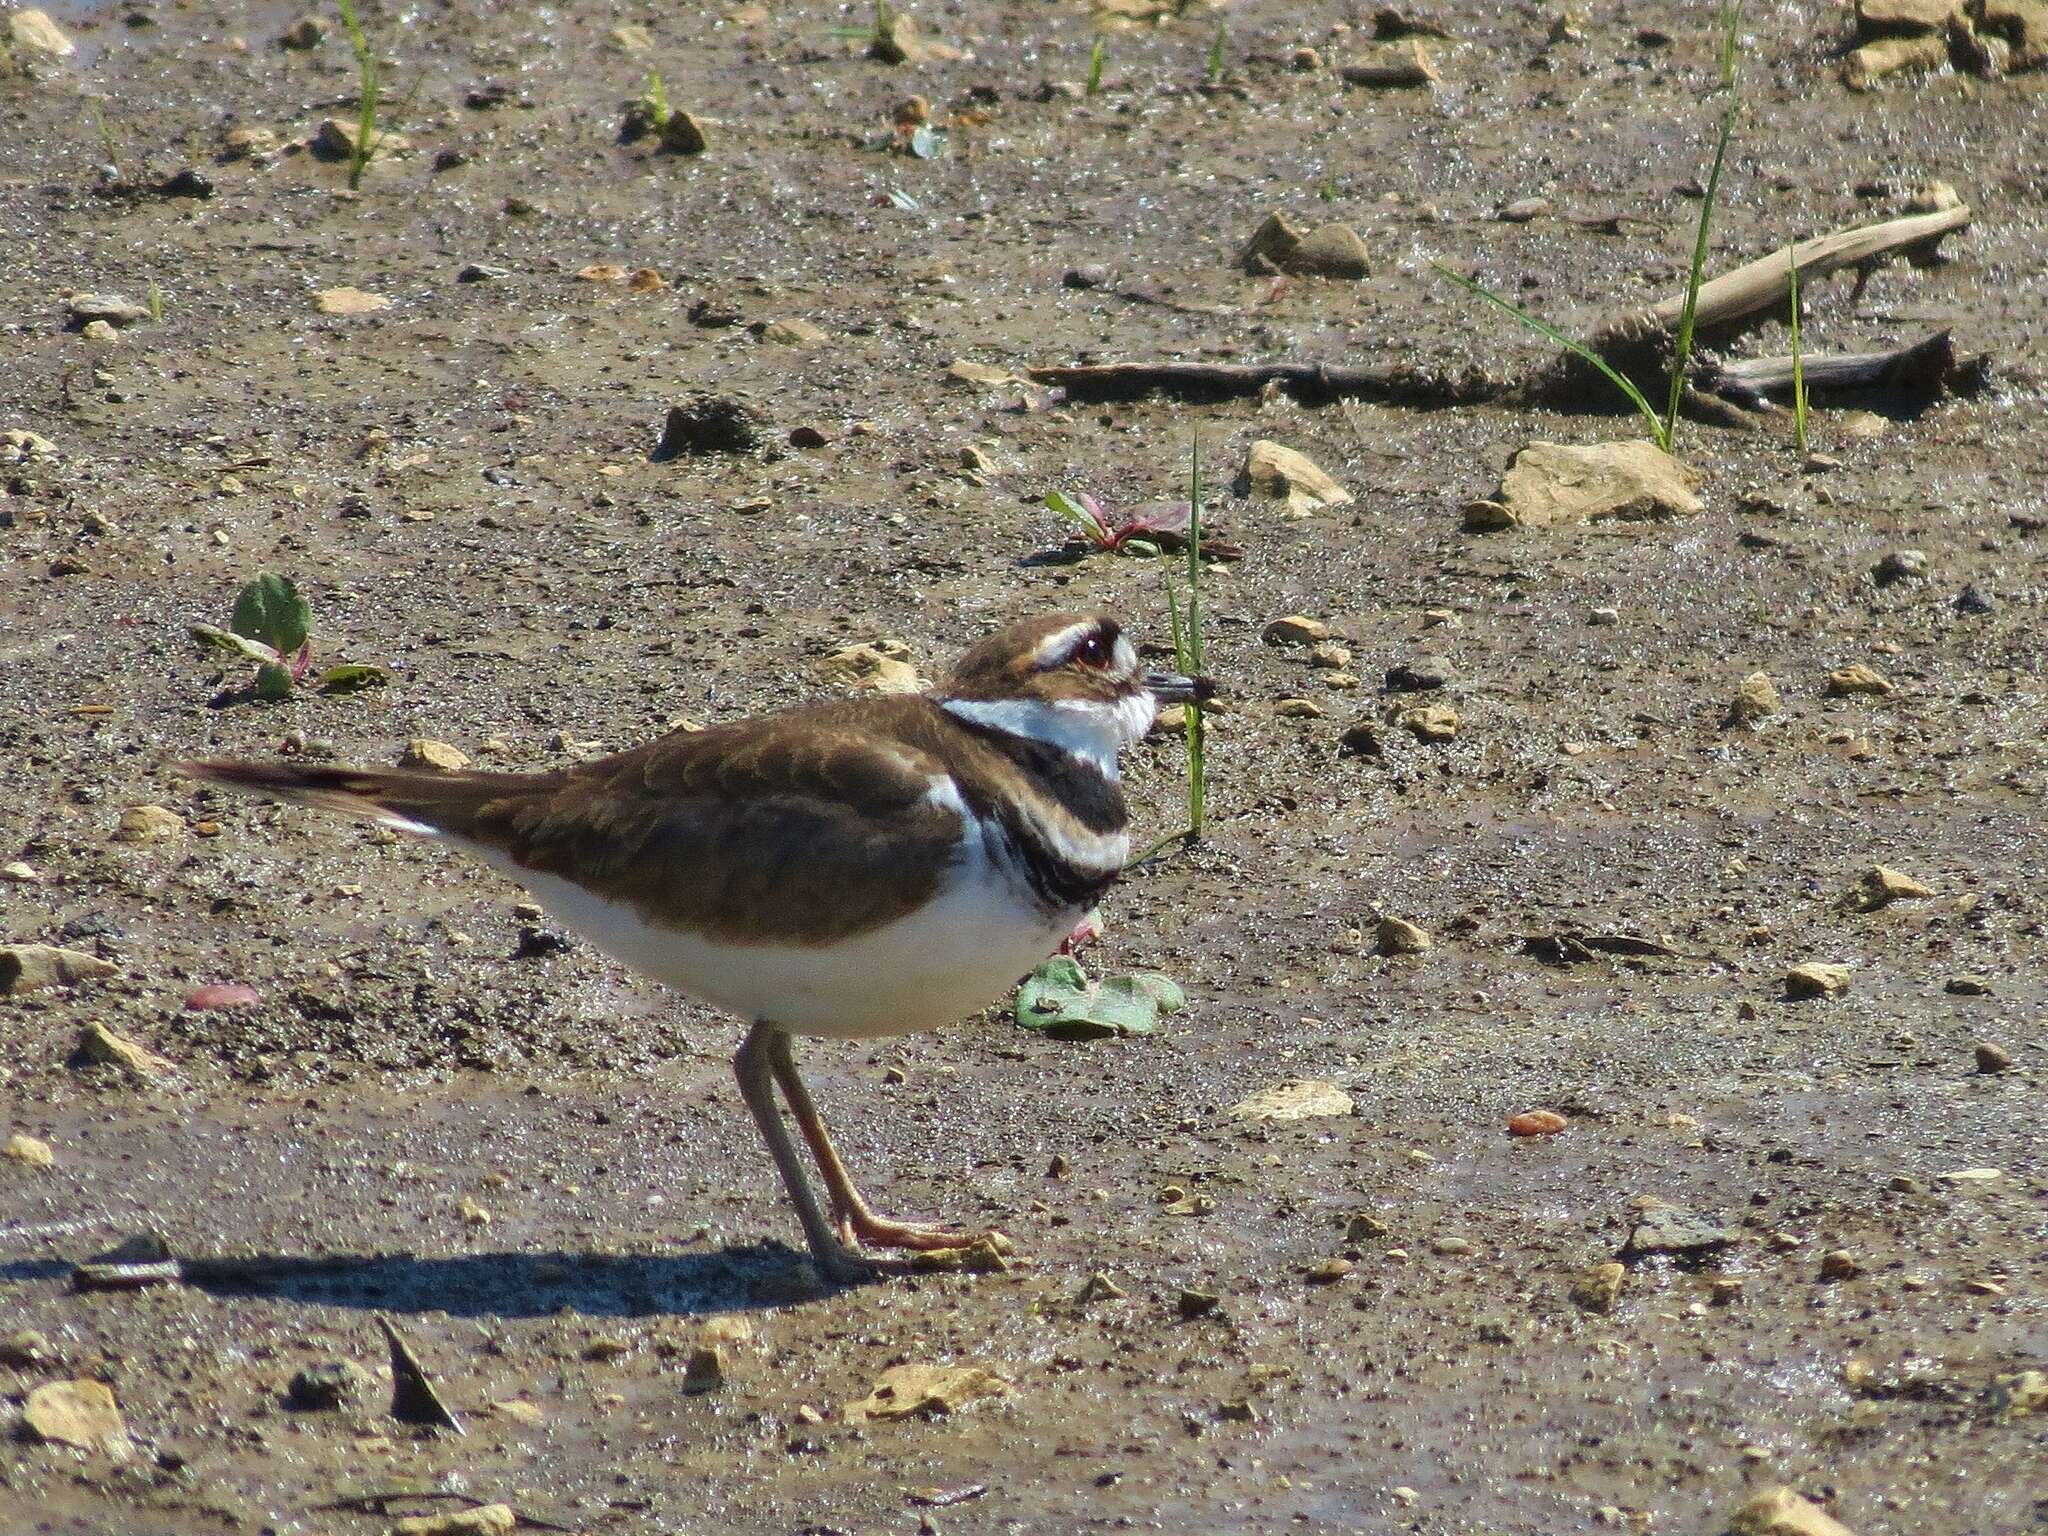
1071;631;1112;668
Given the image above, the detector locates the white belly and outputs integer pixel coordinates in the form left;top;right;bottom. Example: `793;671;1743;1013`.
468;849;1075;1040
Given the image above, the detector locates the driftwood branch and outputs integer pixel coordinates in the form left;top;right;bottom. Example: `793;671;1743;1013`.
1699;330;1972;405
1023;360;1504;407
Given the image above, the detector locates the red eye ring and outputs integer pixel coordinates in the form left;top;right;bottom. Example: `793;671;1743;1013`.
1073;632;1112;668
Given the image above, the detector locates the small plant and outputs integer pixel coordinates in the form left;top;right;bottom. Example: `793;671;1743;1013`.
1043;489;1189;556
1085;36;1107;96
829;0;893;47
1433;262;1671;450
1663;0;1744;442
1787;246;1809;454
1317;171;1339;203
640;69;672;133
1164;437;1208;839
190;573;387;701
88;101;122;179
146;279;164;325
1206;22;1226;83
333;0;383;191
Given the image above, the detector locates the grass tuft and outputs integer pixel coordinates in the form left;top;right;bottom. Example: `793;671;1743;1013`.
334;0;382;191
1086;36;1107;96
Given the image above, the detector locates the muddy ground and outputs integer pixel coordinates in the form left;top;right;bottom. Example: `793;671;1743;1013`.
3;1;2045;1532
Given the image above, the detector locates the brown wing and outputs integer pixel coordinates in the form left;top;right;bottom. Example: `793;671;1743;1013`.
182;698;969;946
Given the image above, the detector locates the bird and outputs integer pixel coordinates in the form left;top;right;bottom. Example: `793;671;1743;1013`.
181;612;1214;1283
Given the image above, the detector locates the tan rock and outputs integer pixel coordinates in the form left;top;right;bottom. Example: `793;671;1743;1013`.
0;944;116;996
400;738;470;772
314;286;392;316
1843;31;1947;87
1275;698;1325;719
1987;1368;2047;1420
4;1133;55;1169
1727;671;1782;726
760;318;827;346
315;117;412;160
114;805;184;843
1569;1261;1626;1314
1229;1079;1355;1121
1263;614;1331;645
1843;864;1933;912
1826;663;1892;697
1238;213;1370;278
1309;642;1351;669
1337;38;1440;86
847;1362;1010;1421
1785;963;1852;1000
8;9;76;58
679;1345;725;1393
73;1022;172;1079
1243;441;1353;517
818;641;921;694
1395;704;1458;742
1980;0;2048;68
1492;440;1704;529
22;1380;129;1457
1376;915;1433;955
1728;1487;1858;1536
1856;0;1959;29
392;1506;515;1536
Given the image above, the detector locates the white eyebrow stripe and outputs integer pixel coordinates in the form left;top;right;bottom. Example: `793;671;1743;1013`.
1031;621;1095;668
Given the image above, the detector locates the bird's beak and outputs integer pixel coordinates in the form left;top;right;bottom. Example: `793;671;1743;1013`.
1145;671;1218;704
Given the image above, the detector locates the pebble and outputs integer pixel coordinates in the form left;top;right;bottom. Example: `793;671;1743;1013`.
1376;915;1432;955
1243;440;1353;516
680;1345;727;1393
1953;584;1995;615
1385;654;1452;692
1395;703;1458;741
1973;1041;2013;1074
1784;962;1851;999
185;982;261;1011
1944;974;1990;996
0;943;116;996
0;1329;51;1366
1497;196;1550;222
1825;663;1892;697
759;318;828;346
285;1360;373;1410
4;1133;55;1168
393;1507;516;1536
1622;1204;1735;1257
1304;1257;1354;1284
1508;1110;1567;1136
1345;1213;1389;1242
1308;641;1351;669
660;111;709;155
66;293;149;326
1431;1235;1475;1257
1340;720;1383;756
1843;864;1933;912
21;1380;128;1456
1818;1249;1858;1282
1726;671;1782;726
1727;1486;1858;1536
1229;1079;1354;1121
2;860;40;882
1570;1261;1626;1313
276;15;325;49
1062;263;1112;289
114;804;185;842
1588;606;1620;626
313;285;393;316
1263;614;1331;645
400;738;471;772
1871;548;1928;585
72;1021;172;1079
1274;698;1324;719
652;393;766;458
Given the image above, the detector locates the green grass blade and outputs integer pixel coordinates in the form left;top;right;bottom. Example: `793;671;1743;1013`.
1432;262;1669;450
1182;435;1206;837
1787;245;1808;455
1665;1;1743;441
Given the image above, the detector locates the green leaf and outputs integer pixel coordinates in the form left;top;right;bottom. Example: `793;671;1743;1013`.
1117;537;1161;558
188;622;280;664
1014;956;1180;1040
254;660;294;701
231;574;312;656
316;663;391;694
1044;490;1110;544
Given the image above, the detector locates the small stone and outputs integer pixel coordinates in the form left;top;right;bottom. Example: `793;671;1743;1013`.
1974;1042;2013;1073
1304;1257;1354;1285
1785;962;1852;999
1376;916;1432;955
456;263;509;283
1274;698;1324;719
2;861;40;882
846;1363;1011;1421
1508;1110;1568;1136
1935;1167;2002;1184
1395;703;1458;741
1588;606;1620;627
582;1336;631;1362
1856;0;1959;30
818;640;921;694
1945;974;1991;996
652;393;765;458
313;286;392;316
1239;213;1371;278
1431;1235;1475;1257
487;1398;545;1425
1844;864;1933;912
315;118;411;161
1825;664;1892;697
1953;584;1995;615
660;111;709;155
21;1380;128;1456
400;738;470;772
789;424;831;448
72;1021;172;1079
1497;196;1550;222
4;1133;55;1168
9;8;77;58
285;1361;372;1410
1726;671;1782;726
1571;1261;1627;1313
609;23;655;51
1229;1079;1354;1121
0;944;116;996
1263;614;1331;645
276;14;325;48
1818;1249;1858;1282
1385;654;1452;692
1872;548;1928;585
1241;441;1353;516
1727;1486;1858;1536
1309;642;1351;669
1340;719;1383;756
0;1329;51;1366
115;802;186;842
1622;1205;1735;1258
1177;1289;1221;1320
680;1345;726;1393
1986;1369;2047;1420
759;318;827;346
392;1507;516;1536
1337;37;1440;86
1344;1213;1390;1242
457;1197;491;1226
81;319;119;344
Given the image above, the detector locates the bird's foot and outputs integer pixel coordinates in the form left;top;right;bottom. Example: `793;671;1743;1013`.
813;1227;1019;1284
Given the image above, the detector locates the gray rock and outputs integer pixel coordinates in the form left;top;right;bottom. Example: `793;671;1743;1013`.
285;1360;374;1410
1385;654;1452;692
1621;1205;1735;1258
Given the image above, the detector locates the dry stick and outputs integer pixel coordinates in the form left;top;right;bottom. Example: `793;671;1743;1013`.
1701;331;1962;401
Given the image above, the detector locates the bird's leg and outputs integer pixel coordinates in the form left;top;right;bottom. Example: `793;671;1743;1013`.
764;1029;983;1253
732;1022;877;1284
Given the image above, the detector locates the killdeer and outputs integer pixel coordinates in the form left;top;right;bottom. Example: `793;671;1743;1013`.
182;613;1213;1282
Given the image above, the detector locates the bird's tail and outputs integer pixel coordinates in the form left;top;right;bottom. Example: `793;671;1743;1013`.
176;758;550;838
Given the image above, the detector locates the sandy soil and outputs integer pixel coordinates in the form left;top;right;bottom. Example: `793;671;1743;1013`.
3;2;2045;1533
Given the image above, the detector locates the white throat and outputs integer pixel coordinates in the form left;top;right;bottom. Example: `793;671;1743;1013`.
941;693;1154;777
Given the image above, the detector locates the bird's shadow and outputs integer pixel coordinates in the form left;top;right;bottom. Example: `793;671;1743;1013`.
1;1244;826;1319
